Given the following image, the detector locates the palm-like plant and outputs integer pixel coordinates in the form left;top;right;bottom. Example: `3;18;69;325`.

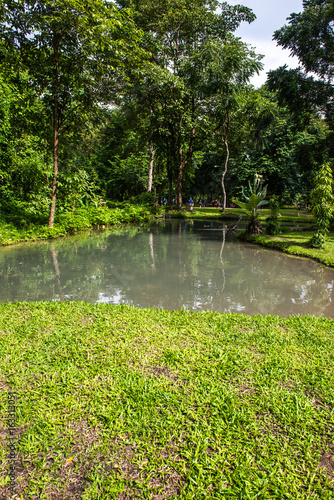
233;174;268;235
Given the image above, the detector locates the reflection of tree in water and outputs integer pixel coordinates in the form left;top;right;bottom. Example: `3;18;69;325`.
219;224;227;294
50;245;64;301
0;222;333;317
149;232;155;272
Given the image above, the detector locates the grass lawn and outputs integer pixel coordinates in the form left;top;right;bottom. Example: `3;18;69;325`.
175;207;316;224
1;302;334;499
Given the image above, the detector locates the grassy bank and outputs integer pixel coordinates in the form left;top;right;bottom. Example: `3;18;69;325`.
176;207;334;268
245;231;334;268
169;207;316;225
1;302;333;499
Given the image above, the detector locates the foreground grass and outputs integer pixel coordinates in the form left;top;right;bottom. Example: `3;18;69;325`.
1;303;333;499
247;231;334;267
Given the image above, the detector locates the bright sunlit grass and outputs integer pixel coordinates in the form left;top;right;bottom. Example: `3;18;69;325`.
1;302;334;498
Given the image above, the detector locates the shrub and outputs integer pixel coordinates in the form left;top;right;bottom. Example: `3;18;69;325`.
309;162;334;248
266;196;280;235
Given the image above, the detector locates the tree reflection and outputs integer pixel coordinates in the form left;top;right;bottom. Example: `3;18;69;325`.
50;245;64;301
0;222;333;317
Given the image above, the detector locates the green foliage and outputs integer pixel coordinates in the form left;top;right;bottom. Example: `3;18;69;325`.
309;162;334;248
117;0;262;208
169;210;187;219
130;192;156;207
0;0;332;225
246;230;334;267
1;0;144;225
0;204;152;245
233;174;268;236
233;174;267;219
266;196;281;235
273;0;334;130
274;0;334;81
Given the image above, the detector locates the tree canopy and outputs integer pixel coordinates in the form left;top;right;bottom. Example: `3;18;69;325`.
0;0;332;224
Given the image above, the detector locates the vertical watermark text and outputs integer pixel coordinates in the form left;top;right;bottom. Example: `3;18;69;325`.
7;390;17;494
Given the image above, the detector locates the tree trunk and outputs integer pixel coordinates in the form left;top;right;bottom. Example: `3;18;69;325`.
221;116;230;213
221;138;229;213
176;166;184;210
48;33;61;228
147;139;154;193
48;97;60;228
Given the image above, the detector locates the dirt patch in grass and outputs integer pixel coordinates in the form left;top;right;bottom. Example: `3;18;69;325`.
238;384;255;396
81;316;95;326
318;444;334;481
148;365;179;382
278;380;297;391
0;420;104;500
114;441;183;500
304;389;329;410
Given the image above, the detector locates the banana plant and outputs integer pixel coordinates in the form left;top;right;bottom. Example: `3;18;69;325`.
233;174;268;235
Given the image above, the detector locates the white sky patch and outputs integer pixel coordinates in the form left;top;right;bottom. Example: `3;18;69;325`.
244;39;301;87
227;0;305;87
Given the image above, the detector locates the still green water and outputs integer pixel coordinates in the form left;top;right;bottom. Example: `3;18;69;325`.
1;220;334;317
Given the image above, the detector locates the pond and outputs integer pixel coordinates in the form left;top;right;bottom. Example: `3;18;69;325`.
1;220;334;318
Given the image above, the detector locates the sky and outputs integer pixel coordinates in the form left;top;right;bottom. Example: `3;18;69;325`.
228;0;304;87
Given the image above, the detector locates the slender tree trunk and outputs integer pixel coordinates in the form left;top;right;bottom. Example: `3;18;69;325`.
221;115;230;213
48;33;61;228
221;138;229;213
166;140;173;205
147;139;154;193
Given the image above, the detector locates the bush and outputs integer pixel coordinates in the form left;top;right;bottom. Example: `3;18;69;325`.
130;192;156;207
309;162;334;249
266;196;280;235
55;211;91;233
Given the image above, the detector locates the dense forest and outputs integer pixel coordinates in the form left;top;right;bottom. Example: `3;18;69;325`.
0;0;333;226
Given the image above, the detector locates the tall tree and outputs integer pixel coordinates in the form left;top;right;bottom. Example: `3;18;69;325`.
272;0;334;129
118;0;262;209
274;0;334;82
1;0;142;226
